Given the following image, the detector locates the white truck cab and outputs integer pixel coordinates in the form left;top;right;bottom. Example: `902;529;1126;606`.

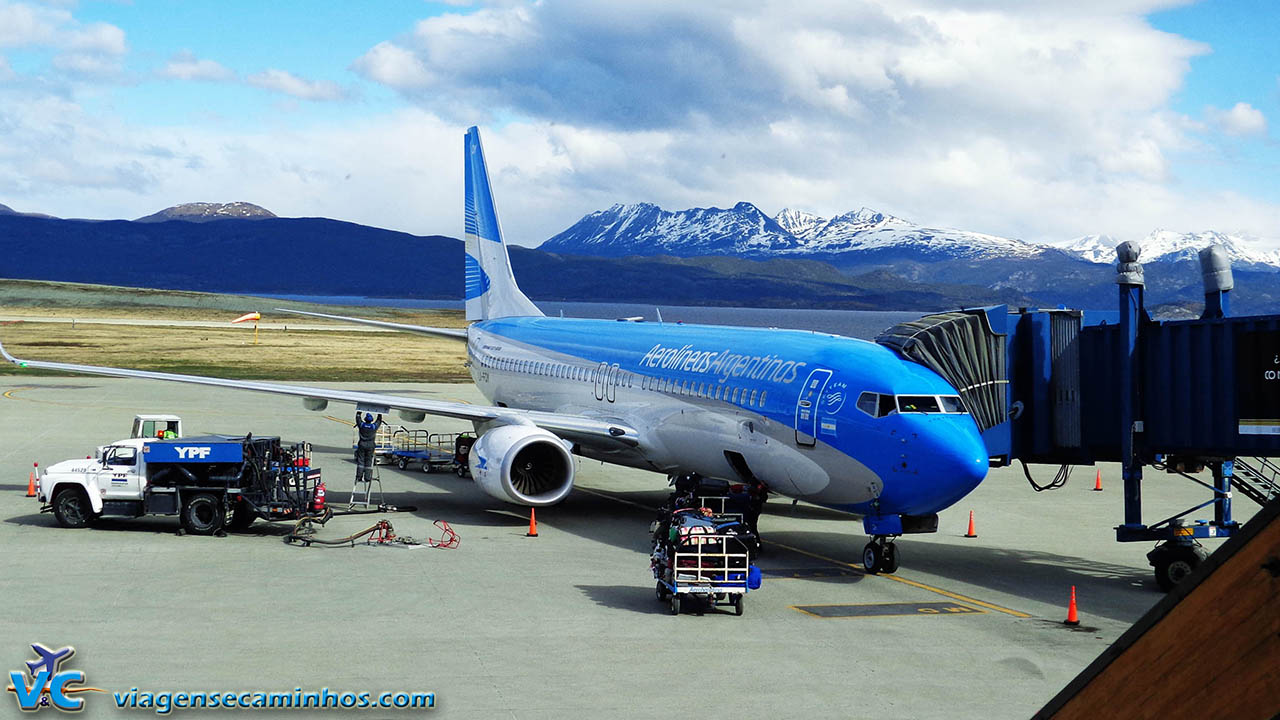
131;414;182;440
40;438;150;524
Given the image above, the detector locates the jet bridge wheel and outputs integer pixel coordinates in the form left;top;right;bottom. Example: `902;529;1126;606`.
1150;542;1208;592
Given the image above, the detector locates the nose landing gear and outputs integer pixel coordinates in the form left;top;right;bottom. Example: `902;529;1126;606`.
862;536;900;574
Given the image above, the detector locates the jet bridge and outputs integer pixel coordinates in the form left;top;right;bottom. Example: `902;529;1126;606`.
877;244;1280;589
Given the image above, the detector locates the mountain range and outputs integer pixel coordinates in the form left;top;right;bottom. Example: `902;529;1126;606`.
4;200;1280;314
543;201;1280;271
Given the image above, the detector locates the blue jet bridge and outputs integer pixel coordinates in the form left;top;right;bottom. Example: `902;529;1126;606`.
876;244;1280;590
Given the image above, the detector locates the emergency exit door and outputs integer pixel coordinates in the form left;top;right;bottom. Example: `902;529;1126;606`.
794;368;832;446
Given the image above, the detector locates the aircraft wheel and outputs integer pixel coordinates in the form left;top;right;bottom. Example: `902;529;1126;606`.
880;543;900;574
862;542;883;574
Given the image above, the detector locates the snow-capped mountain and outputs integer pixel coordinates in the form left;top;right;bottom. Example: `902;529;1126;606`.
1061;230;1280;270
135;202;276;223
541;202;1049;261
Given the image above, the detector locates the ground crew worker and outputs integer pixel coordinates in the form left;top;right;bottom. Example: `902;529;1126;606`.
355;412;384;483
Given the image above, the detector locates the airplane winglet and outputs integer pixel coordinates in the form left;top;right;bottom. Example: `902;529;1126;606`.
0;336;23;365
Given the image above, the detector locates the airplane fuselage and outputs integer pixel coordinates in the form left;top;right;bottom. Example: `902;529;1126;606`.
467;316;988;518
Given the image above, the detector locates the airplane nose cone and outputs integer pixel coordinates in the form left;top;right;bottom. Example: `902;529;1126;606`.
923;418;989;509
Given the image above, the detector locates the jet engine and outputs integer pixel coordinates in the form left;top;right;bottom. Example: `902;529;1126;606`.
469;424;575;506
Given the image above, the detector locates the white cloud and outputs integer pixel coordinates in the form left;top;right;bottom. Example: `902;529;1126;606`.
0;1;67;47
0;55;13;80
160;50;234;81
1206;102;1267;137
65;21;125;55
51;51;122;75
350;42;431;90
246;68;347;101
0;3;128;79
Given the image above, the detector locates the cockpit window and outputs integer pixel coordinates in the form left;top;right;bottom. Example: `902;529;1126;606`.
940;395;966;413
896;395;941;413
856;391;879;417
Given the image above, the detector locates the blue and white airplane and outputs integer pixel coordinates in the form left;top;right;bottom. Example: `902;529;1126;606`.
0;127;988;573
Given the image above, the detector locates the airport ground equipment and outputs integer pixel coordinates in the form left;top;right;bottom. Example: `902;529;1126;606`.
36;435;324;535
877;244;1280;589
348;455;383;509
651;506;761;615
655;531;757;616
389;429;474;474
286;515;460;549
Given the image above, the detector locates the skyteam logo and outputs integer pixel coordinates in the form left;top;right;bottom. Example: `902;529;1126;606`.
822;381;848;414
7;643;106;712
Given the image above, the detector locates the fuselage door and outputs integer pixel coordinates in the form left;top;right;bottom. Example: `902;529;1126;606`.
794;368;833;446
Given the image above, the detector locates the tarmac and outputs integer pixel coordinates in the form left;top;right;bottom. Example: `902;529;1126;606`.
0;376;1256;719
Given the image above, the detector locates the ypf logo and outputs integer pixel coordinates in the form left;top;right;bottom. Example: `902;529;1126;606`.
6;643;106;712
174;446;212;460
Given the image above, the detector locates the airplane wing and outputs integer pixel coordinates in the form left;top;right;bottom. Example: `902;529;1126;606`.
0;339;638;448
273;308;468;339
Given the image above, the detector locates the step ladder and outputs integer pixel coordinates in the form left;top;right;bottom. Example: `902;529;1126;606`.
1231;457;1280;506
349;455;384;508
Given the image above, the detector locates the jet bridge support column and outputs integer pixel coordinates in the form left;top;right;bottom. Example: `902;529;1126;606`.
1116;241;1145;534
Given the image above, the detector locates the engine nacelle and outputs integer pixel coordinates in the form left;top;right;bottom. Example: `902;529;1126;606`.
469;425;574;506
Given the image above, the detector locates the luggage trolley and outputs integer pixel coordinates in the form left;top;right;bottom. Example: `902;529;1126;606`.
389;430;467;473
653;518;759;616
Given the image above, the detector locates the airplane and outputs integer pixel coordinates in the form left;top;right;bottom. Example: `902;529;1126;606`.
0;126;988;573
25;644;74;679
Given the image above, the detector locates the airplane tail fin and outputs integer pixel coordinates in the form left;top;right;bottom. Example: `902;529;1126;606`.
464;126;542;321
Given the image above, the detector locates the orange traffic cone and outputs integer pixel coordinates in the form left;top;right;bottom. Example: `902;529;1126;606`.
525;508;538;537
963;509;977;538
1093;470;1103;492
26;466;36;498
1064;585;1080;626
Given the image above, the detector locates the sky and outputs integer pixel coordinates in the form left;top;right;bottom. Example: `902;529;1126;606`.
0;0;1277;248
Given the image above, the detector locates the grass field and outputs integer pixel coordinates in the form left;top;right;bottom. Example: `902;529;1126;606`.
0;279;470;381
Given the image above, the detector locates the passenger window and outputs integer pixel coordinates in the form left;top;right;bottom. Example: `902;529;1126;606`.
731;388;739;403
857;391;879;417
749;389;758;406
940;396;966;413
897;395;941;413
759;390;767;406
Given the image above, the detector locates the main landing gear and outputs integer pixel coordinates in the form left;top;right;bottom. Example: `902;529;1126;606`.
862;536;900;574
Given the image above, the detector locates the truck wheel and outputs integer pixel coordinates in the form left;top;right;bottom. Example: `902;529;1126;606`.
227;499;257;531
53;487;94;529
397;457;408;470
182;493;225;536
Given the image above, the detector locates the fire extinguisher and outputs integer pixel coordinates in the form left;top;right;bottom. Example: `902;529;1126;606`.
312;481;327;513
